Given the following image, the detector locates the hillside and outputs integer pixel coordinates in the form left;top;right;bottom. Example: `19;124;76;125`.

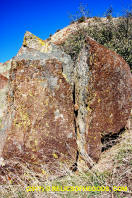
50;17;132;72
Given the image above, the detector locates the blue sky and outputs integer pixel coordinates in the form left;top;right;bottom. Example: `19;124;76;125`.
0;0;132;63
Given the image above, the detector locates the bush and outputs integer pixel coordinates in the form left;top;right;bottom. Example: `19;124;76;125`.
67;4;132;71
56;29;60;33
63;17;132;71
62;28;87;60
77;16;86;23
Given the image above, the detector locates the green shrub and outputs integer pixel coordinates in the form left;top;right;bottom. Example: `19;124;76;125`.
77;16;86;23
93;17;101;22
63;17;132;71
62;28;87;60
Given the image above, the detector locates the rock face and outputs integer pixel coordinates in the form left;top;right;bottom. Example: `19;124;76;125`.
1;36;77;174
75;37;132;167
19;31;74;86
0;31;132;175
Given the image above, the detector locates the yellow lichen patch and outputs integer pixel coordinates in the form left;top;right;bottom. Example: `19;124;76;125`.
14;106;31;129
30;154;36;160
20;110;30;128
44;98;49;106
98;98;101;103
23;31;52;52
94;92;97;97
87;106;92;112
42;169;49;177
28;91;34;97
62;73;68;81
23;36;27;46
32;148;37;152
89;53;98;66
45;122;49;127
37;37;46;46
37;38;52;53
8;179;13;185
53;153;58;159
40;43;52;53
42;169;47;175
34;140;38;146
89;55;93;65
76;128;81;139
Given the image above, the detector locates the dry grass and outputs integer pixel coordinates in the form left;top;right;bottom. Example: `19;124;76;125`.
1;131;131;198
0;129;132;198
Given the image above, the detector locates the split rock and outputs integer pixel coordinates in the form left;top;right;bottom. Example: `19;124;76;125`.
0;31;132;175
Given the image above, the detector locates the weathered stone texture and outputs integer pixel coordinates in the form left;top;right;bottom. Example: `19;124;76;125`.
23;31;52;53
19;32;75;87
75;37;132;166
0;31;132;177
0;33;77;175
2;56;77;174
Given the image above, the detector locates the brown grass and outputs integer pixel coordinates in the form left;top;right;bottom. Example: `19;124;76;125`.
0;128;131;198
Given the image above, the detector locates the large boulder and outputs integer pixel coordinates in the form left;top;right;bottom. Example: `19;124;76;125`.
75;37;132;168
0;33;77;175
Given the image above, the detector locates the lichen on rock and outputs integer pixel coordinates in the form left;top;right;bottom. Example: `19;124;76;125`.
23;31;52;53
2;55;77;175
75;37;132;168
0;30;132;177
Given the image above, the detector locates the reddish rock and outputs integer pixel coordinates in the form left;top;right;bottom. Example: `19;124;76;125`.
2;57;77;175
75;37;132;167
0;31;132;176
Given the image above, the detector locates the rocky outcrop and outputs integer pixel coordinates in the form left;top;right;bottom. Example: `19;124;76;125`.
0;30;132;176
0;37;77;175
75;37;132;168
